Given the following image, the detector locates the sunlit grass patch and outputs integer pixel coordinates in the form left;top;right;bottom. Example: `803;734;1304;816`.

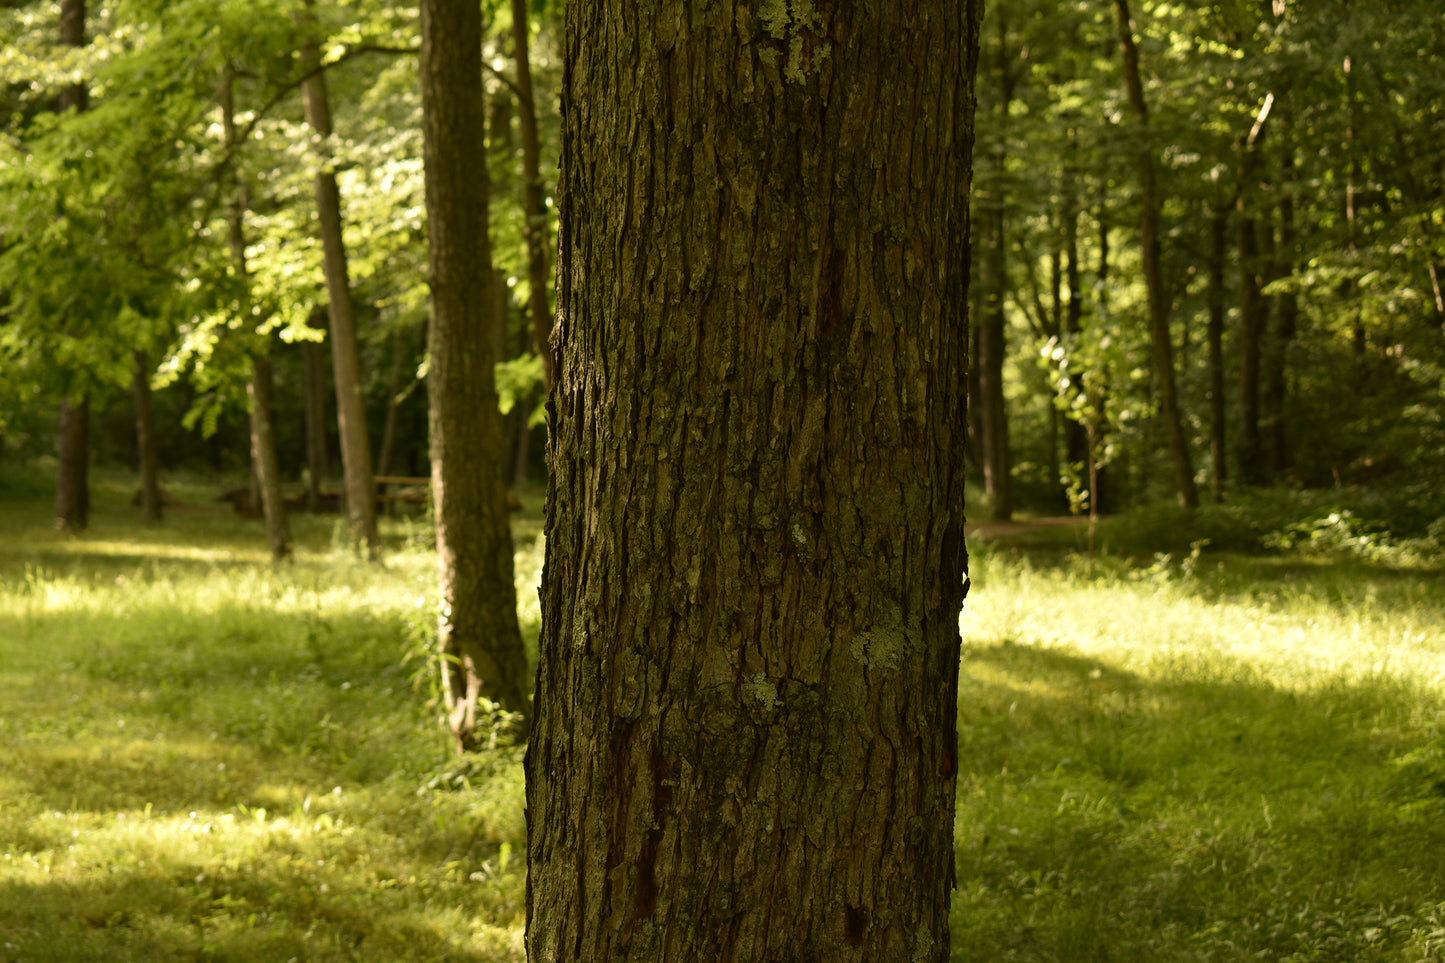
0;494;530;962
954;548;1445;961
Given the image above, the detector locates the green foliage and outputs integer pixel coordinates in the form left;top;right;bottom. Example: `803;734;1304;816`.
978;0;1445;513
0;0;561;468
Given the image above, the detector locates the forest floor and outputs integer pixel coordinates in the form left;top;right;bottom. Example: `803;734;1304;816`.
2;472;1444;961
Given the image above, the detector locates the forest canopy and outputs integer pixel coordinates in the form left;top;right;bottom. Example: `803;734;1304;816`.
1;0;1441;546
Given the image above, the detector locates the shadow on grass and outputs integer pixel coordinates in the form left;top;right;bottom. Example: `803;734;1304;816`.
954;641;1445;962
0;867;513;963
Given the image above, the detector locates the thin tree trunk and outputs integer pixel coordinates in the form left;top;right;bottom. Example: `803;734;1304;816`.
1062;164;1089;506
1112;0;1199;508
1208;204;1228;501
132;349;162;524
1045;239;1063;495
1264;130;1298;476
58;0;86;111
300;0;379;556
420;0;533;748
55;0;88;534
249;353;292;560
56;395;89;532
979;205;1011;520
301;332;330;512
510;0;554;390
1344;51;1365;366
376;326;408;515
527;2;978;958
1092;202;1116;514
1237;205;1266;485
221;68;291;561
979;9;1014;521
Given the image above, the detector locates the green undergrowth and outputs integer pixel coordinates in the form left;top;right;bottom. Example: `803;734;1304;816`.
3;472;1444;960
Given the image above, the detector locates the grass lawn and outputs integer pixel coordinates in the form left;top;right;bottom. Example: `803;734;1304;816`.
2;473;1444;961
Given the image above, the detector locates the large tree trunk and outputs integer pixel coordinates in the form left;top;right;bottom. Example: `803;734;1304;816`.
526;3;979;960
510;0;555;390
132;349;162;524
420;0;533;748
301;0;379;556
301;333;330;512
56;395;89;532
1112;0;1198;508
221;69;291;561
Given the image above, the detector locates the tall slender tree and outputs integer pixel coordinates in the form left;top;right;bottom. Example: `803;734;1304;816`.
131;349;162;524
526;1;980;957
300;0;379;556
419;0;533;748
300;328;330;512
977;8;1019;521
221;67;291;562
1112;0;1199;508
53;0;90;534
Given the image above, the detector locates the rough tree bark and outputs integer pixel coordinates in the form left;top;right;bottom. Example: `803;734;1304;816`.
526;2;979;959
1112;0;1199;508
132;350;162;524
419;0;533;747
300;0;379;556
54;0;89;534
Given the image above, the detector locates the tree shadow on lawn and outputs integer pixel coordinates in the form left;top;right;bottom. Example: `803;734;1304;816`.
2;600;527;961
968;536;1444;625
953;640;1445;962
0;866;515;963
